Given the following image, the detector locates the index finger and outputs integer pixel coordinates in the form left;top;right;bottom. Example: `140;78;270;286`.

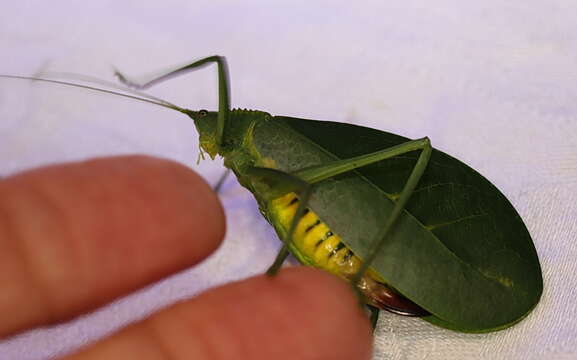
0;156;225;337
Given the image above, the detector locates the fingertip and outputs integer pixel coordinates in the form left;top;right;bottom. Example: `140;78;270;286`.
0;155;226;335
150;267;373;360
105;155;227;257
65;267;373;360
272;267;374;357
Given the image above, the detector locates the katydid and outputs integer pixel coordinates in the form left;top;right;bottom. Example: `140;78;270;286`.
0;55;543;333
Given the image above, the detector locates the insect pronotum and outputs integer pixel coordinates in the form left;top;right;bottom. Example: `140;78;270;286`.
0;55;543;333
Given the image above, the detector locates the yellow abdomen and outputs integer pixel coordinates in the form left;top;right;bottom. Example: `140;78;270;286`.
270;192;366;279
268;192;429;317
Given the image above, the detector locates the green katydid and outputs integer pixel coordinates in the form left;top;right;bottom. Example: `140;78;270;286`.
0;55;543;333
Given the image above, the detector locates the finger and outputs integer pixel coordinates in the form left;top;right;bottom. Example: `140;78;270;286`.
0;156;225;337
63;267;373;360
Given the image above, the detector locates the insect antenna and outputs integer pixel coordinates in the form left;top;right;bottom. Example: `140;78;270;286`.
41;71;180;108
0;74;190;114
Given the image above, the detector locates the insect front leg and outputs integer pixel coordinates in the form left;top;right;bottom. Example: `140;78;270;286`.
115;55;231;150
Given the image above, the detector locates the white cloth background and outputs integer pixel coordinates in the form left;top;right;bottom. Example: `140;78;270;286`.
0;1;575;359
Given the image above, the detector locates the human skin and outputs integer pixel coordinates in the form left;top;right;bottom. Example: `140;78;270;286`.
0;155;372;360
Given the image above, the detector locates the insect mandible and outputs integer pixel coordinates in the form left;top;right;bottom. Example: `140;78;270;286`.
0;55;543;333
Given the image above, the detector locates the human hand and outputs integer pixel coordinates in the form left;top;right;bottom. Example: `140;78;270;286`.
0;156;372;359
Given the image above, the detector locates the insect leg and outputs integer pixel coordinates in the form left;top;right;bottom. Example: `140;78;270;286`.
367;304;380;331
349;138;432;288
266;244;290;275
213;169;231;193
289;137;431;300
266;185;313;275
293;137;431;185
115;56;230;149
248;136;431;282
243;167;313;275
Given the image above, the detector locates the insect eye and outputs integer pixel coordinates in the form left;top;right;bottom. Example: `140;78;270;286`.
199;110;208;117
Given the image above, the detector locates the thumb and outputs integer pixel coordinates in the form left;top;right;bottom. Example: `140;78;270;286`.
63;267;373;360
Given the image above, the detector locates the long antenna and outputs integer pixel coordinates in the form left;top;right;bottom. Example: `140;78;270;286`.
41;72;178;108
0;74;189;114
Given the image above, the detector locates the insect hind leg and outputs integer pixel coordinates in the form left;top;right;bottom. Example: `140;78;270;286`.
367;304;380;331
288;137;432;314
350;138;432;288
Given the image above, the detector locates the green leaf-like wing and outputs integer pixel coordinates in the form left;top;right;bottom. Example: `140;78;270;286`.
248;116;542;332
